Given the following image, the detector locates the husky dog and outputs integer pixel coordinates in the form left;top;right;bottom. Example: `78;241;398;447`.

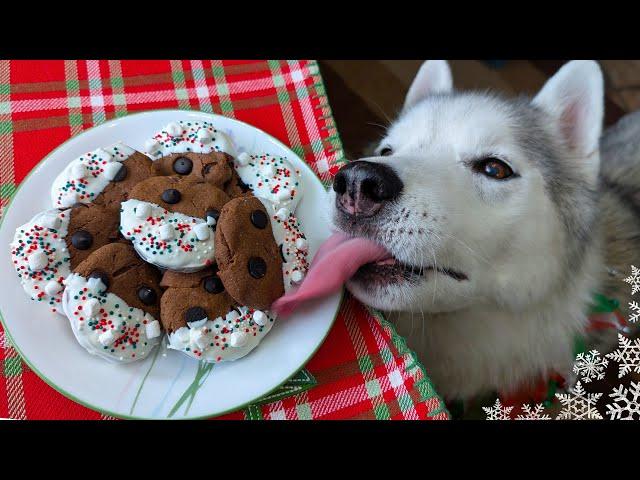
328;60;640;402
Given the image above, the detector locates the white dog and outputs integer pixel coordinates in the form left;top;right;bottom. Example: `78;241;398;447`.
327;60;639;403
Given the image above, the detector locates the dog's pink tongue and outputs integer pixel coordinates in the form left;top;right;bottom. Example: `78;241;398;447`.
271;232;391;316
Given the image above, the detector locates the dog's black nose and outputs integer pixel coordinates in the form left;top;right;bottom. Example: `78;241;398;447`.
333;161;403;217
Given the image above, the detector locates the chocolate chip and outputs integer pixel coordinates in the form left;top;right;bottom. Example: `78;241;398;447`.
205;209;220;230
112;164;128;182
88;270;110;289
71;230;93;250
161;188;181;204
137;286;157;306
185;306;207;325
237;178;251;193
173;157;193;175
279;243;287;263
248;257;267;279
250;210;268;229
203;275;225;294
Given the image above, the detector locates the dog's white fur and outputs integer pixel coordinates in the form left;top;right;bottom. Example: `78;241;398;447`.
327;60;612;401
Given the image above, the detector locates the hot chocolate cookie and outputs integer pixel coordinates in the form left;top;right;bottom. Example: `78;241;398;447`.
51;143;152;209
120;176;229;272
62;243;163;363
214;196;284;310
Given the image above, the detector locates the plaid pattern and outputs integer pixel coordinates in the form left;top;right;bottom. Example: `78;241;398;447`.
0;60;448;420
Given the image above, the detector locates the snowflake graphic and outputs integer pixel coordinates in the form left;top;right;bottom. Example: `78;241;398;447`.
605;381;640;420
606;333;640;379
573;349;608;383
629;301;640;323
515;403;551;420
482;399;513;420
624;265;640;295
555;381;603;420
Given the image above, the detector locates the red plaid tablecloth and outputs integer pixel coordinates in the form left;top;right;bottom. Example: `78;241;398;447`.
0;60;449;420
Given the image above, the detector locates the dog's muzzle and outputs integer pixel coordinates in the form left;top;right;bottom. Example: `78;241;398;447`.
332;161;403;218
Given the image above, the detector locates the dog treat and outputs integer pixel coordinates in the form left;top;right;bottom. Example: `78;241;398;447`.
10;205;119;313
215;196;284;310
268;206;310;291
51;143;153;209
62;243;163;363
233;153;303;211
120;176;229;272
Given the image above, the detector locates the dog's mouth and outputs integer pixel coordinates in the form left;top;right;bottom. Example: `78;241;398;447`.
353;256;468;284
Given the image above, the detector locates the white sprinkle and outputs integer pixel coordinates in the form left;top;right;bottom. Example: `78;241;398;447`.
28;251;48;272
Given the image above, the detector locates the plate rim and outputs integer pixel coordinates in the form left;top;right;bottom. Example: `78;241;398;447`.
0;108;343;420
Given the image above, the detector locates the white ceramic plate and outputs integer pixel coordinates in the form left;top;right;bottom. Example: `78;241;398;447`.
0;110;341;419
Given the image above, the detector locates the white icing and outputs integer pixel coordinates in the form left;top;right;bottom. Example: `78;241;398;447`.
144;120;235;160
120;199;216;272
167;307;276;363
50;143;136;208
10;209;72;314
233;153;303;211
62;273;161;363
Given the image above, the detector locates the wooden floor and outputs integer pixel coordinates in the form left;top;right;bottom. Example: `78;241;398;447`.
319;60;640;158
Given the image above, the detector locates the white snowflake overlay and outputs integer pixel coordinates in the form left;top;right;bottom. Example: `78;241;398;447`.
482;399;513;420
624;265;640;295
605;381;640;420
515;404;551;420
555;381;603;420
629;301;640;323
573;350;608;383
606;333;640;379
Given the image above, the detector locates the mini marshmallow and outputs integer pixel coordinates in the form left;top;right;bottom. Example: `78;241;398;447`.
166;122;182;136
275;208;289;221
44;280;62;296
87;276;107;293
295;238;308;251
94;148;113;163
197;128;212;143
28;251;48;272
291;270;305;283
159;224;175;241
237;152;251;166
145;139;160;153
187;317;208;329
225;310;240;323
229;331;247;348
135;202;151;219
84;298;101;318
61;192;80;208
103;162;124;181
253;310;267;326
77;319;85;331
206;215;217;226
276;188;290;201
145;320;161;339
98;329;115;346
170;327;191;349
40;214;61;230
262;164;276;177
193;223;210;241
190;328;209;350
71;163;86;179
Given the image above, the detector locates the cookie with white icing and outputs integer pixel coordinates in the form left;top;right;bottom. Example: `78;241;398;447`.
233;152;303;212
62;243;163;363
51;143;153;209
10;204;120;314
214;196;284;310
120;176;229;272
268;206;310;292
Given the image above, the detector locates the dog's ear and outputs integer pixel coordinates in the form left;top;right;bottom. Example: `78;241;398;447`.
403;60;453;111
532;61;604;163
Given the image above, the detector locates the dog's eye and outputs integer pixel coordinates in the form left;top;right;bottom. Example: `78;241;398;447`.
380;147;393;157
474;158;513;180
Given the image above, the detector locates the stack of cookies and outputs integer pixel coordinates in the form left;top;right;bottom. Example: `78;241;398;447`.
9;121;309;364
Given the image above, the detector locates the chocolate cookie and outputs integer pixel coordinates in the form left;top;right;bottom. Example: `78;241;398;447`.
161;267;276;363
159;267;235;333
62;243;163;363
10;205;119;314
215;196;284;310
120;176;230;272
51;143;153;209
